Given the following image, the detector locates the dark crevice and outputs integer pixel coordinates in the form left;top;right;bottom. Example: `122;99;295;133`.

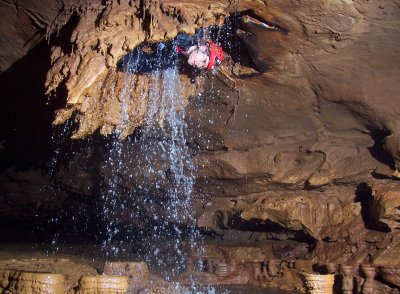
226;212;316;245
368;128;393;169
0;39;54;171
137;0;152;38
50;12;80;57
354;182;389;232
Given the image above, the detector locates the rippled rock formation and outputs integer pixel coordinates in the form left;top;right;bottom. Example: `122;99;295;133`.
1;0;400;292
45;0;226;138
370;180;400;231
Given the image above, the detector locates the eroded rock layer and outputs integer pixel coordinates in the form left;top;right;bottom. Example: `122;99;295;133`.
45;0;228;137
1;0;400;291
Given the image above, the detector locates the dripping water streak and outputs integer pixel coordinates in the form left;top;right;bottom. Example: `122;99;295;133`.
101;47;196;280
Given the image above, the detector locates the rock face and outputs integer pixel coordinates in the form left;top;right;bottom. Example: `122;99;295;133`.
78;275;129;294
0;0;63;73
4;271;65;294
240;194;345;240
1;0;400;285
45;0;226;138
370;180;400;231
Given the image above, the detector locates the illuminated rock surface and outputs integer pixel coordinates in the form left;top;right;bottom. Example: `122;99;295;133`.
1;0;400;292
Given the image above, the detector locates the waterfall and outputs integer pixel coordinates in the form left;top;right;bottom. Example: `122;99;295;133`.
100;46;196;278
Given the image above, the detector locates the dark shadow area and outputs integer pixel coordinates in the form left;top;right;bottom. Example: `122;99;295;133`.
209;11;258;68
210;10;287;65
227;212;316;245
0;12;93;244
0;12;80;172
354;182;387;231
368;128;393;169
376;275;400;291
50;12;81;57
0;39;55;170
0;124;200;250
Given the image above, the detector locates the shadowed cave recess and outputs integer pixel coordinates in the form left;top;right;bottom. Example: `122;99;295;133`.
0;0;400;293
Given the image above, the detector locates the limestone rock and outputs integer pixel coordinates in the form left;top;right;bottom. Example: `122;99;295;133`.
370;181;400;231
5;271;65;294
383;134;400;174
0;258;98;292
78;275;128;294
44;0;229;138
0;270;11;292
374;238;400;266
102;261;149;292
1;2;400;287
0;0;68;73
240;194;344;240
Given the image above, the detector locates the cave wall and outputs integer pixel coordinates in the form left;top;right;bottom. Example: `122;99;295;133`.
0;0;400;266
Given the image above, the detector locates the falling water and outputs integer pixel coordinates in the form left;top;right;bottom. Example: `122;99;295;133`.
45;119;74;249
136;67;196;274
100;43;196;281
45;119;97;251
44;20;246;291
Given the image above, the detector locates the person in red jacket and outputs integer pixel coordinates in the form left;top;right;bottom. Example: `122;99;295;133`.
118;32;224;74
118;14;281;74
176;40;225;73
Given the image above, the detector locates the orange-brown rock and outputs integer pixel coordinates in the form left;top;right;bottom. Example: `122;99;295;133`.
2;271;65;294
240;194;344;240
0;257;98;293
102;261;149;292
370;180;400;231
374;241;400;266
1;2;400;293
64;68;199;139
44;0;230;138
78;275;129;294
301;273;335;294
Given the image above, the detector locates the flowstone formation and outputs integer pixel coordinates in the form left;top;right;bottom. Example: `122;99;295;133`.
1;0;400;292
45;0;226;138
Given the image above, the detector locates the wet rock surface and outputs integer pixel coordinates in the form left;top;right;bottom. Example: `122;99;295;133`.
0;246;300;293
1;0;400;292
0;251;98;292
3;243;400;294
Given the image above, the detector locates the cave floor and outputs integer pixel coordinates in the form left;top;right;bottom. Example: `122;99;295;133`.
0;242;300;293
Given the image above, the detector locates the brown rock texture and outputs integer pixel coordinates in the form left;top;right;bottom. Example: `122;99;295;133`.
102;261;150;292
0;0;63;73
240;194;345;240
0;257;98;292
1;0;400;291
45;0;227;138
1;271;65;294
78;275;129;294
370;180;400;231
